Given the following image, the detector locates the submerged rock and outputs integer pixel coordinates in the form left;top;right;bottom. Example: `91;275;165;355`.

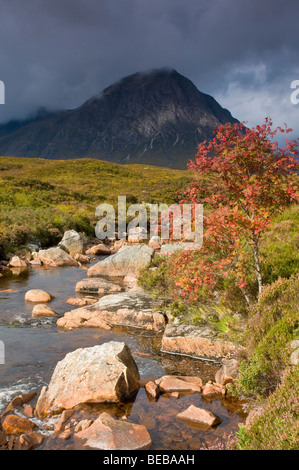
57;290;166;332
201;382;226;399
74;412;152;450
32;304;59;318
155;375;202;394
37;247;78;267
35;342;140;418
177;405;221;428
87;244;154;277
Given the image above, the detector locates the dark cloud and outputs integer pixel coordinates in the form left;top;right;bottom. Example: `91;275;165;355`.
0;0;298;139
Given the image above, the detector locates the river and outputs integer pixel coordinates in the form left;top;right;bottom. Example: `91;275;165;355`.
0;260;246;450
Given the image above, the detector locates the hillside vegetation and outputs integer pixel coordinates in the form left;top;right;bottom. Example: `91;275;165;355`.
0;156;192;257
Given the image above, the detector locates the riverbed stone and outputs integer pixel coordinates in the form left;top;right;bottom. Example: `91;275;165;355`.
35;342;140;418
177;405;221;428
162;323;237;359
14;432;45;450
57;291;166;332
58;230;86;256
75;278;123;295
2;415;37;435
32;304;59;317
25;289;52;303
74;412;152;450
87;244;154;277
155;375;202;394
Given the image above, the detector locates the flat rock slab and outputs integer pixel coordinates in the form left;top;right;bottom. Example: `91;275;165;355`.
87;244;154;277
75;412;152;450
35;342;140;418
57;291;166;332
155;376;202;394
177;405;221;428
75;278;123;295
162;323;237;359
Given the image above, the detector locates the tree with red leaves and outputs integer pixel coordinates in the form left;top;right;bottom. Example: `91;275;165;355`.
170;118;299;300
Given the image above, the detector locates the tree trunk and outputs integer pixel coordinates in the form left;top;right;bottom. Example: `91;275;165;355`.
252;241;263;296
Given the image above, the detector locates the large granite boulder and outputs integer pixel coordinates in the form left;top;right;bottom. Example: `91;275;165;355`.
87;244;154;277
57;291;166;332
58;230;86;256
35;342;140;418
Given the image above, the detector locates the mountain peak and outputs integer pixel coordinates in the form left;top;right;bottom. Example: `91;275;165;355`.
0;69;238;168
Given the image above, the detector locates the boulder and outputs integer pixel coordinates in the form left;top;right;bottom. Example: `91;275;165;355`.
215;358;239;385
155;375;202;394
25;289;51;303
177;405;221;428
75;278;123;295
32;304;59;318
58;230;86;256
2;415;36;435
14;432;45;450
37;247;78;267
35;342;140;418
162;323;237;359
74;412;152;450
57;291;166;332
86;244;111;256
87;245;154;277
8;256;28;268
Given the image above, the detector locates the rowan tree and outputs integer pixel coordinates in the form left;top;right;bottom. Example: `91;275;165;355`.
169;118;299;301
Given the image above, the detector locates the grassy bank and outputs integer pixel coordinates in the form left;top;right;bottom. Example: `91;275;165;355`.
138;204;299;450
0;156;192;257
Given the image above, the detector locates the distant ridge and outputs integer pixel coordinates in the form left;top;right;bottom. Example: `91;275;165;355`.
0;69;238;168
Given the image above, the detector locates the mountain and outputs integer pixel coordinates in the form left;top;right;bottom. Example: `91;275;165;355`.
0;69;238;168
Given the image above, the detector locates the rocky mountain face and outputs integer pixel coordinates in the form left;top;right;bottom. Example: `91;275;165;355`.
0;69;238;168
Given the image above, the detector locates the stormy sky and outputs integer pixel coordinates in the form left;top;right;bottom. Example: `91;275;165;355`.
0;0;298;140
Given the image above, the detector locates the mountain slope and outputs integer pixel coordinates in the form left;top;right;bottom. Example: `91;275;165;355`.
0;69;238;168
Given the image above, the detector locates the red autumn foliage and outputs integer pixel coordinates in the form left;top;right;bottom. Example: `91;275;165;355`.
167;118;299;301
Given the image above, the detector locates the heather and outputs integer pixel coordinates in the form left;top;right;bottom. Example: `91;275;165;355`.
236;366;299;450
